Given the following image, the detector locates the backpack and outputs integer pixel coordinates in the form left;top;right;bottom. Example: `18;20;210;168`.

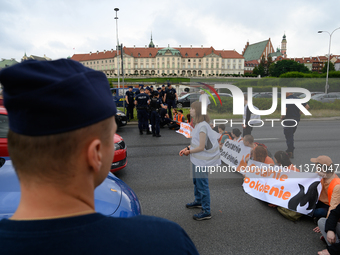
277;207;303;222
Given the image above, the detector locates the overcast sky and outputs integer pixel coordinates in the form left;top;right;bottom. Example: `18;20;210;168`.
1;0;340;62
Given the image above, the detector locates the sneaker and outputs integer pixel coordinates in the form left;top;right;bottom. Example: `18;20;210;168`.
286;151;294;159
193;210;212;221
186;201;202;209
155;134;161;137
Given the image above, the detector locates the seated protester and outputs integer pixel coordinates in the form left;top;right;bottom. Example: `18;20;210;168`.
209;120;219;132
167;109;178;129
168;110;185;130
317;203;340;255
252;145;268;164
274;151;299;172
231;128;242;142
218;124;232;149
312;156;340;220
268;151;300;210
243;135;274;165
186;113;191;124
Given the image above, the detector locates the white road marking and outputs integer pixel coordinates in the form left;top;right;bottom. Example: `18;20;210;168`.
254;138;279;141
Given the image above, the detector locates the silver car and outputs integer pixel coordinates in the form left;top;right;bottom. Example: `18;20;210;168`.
311;93;340;103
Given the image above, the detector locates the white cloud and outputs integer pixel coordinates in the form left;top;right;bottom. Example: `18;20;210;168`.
1;0;340;61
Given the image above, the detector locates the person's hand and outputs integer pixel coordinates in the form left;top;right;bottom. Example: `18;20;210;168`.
327;230;336;244
179;148;188;156
313;226;321;233
318;249;330;255
183;150;190;156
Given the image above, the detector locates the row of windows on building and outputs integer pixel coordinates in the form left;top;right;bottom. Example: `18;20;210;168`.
83;58;243;65
102;69;241;75
88;63;243;70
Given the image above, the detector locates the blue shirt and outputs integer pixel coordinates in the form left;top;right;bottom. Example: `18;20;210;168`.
0;213;199;255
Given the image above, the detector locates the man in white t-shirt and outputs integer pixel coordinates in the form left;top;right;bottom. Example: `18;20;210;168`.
199;90;210;110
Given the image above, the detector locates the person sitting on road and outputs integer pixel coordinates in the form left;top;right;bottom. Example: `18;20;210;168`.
218;124;232;149
231;128;242;142
209;120;219;132
168;110;185;130
312;156;340;221
243;135;274;165
274;151;299;172
311;156;340;254
0;59;199;255
317;203;340;255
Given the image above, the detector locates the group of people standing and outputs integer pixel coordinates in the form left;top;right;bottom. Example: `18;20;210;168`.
133;83;179;137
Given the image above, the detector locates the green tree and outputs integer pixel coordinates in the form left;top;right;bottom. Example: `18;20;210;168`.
269;59;310;77
321;61;335;73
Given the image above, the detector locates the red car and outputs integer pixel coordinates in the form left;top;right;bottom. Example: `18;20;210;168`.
0;106;127;172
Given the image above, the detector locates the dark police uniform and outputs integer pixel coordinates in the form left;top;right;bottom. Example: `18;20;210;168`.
282;94;308;157
125;88;135;121
150;95;163;137
160;88;166;103
135;85;143;96
166;86;177;119
135;92;150;134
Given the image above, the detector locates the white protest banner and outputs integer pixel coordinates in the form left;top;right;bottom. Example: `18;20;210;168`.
220;139;251;172
242;160;322;216
176;122;192;138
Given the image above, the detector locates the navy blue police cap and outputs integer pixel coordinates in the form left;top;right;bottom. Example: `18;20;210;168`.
153;91;159;96
145;87;151;91
162;84;165;87
139;84;144;87
0;59;117;136
128;86;133;88
157;88;161;91
150;86;153;88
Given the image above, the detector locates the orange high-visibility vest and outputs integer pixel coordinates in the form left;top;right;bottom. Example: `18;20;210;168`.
177;114;183;122
328;178;340;205
320;175;340;205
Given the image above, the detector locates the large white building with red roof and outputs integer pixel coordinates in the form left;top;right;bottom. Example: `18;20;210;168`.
71;38;244;77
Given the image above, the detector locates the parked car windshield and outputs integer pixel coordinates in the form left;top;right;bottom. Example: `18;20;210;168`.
178;94;190;100
0;115;9;138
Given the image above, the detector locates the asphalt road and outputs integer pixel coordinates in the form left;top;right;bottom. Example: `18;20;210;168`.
115;119;340;255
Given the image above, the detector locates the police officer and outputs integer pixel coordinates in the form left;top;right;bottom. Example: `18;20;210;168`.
150;85;154;95
160;103;171;128
164;83;178;119
135;84;143;96
135;88;151;135
125;86;135;121
145;87;152;125
160;84;166;102
150;91;165;137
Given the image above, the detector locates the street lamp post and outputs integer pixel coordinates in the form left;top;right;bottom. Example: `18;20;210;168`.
318;27;340;94
114;8;120;89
